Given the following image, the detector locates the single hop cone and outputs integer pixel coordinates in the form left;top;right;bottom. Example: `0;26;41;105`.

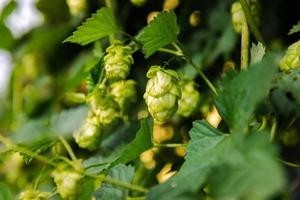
74;112;101;150
88;89;120;126
52;163;83;200
19;190;50;200
110;80;137;113
104;40;134;80
231;0;260;33
130;0;146;7
143;66;181;124
280;40;300;71
177;80;200;117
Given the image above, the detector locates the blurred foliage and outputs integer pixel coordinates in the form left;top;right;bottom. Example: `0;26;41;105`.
1;0;300;199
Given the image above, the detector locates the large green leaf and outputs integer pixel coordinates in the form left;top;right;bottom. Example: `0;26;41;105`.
146;121;285;200
94;164;135;200
138;11;179;58
214;54;277;132
64;7;119;45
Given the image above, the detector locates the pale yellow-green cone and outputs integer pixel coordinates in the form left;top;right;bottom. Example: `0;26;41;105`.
74;112;101;150
88;89;120;126
66;0;86;16
143;66;181;124
231;0;260;34
19;190;50;200
280;40;300;71
110;80;137;113
104;40;134;80
177;80;200;117
130;0;146;7
52;163;83;200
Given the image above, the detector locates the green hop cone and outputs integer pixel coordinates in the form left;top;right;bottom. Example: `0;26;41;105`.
231;0;260;33
88;88;120;126
19;190;50;200
104;40;134;80
52;163;83;200
177;80;200;117
110;80;137;113
143;66;181;124
74;112;101;150
280;40;300;71
130;0;146;7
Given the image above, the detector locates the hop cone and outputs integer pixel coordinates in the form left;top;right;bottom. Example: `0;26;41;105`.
143;66;181;124
280;40;300;71
74;111;101;150
104;40;133;80
52;164;83;200
88;89;120;126
19;190;50;200
177;80;200;117
110;80;137;113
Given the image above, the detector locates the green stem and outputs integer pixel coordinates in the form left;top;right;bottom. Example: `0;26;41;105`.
239;0;266;46
104;176;149;193
158;48;183;56
270;118;277;141
126;197;145;200
241;16;249;69
105;0;115;43
153;143;187;148
12;65;23;128
58;136;77;161
173;42;218;96
278;158;300;169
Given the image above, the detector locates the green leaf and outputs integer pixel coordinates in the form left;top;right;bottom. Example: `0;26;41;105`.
214;54;277;132
250;42;265;64
0;183;13;200
138;11;179;58
208;132;285;200
109;117;153;168
147;121;285;200
19;139;56;164
288;20;300;35
94;164;135;200
146;120;230;200
0;22;14;50
64;7;119;45
77;176;98;200
0;0;17;21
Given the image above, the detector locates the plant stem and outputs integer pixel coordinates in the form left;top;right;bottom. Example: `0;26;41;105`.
105;0;115;43
58;136;77;161
126;197;145;200
278;158;300;169
104;176;149;193
12;65;23;128
173;42;218;96
153;143;187;148
270;118;277;141
241;16;249;69
239;0;266;46
158;48;183;56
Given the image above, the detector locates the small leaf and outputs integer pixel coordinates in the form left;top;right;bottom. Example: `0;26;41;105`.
64;7;119;45
250;42;265;64
138;11;179;58
0;0;17;21
214;54;277;132
94;164;135;200
288;20;300;35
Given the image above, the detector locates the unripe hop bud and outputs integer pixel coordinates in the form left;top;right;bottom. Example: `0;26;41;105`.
177;80;200;117
52;164;83;200
110;80;137;113
104;40;133;80
280;40;300;71
143;66;181;124
74;112;101;150
231;0;260;34
88;89;120;126
19;190;50;200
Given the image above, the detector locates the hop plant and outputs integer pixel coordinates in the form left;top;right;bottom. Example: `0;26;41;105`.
74;111;101;150
143;66;181;124
87;88;120;126
231;0;260;33
104;40;134;80
279;40;300;71
177;80;200;117
19;190;50;200
52;163;83;200
110;80;137;113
